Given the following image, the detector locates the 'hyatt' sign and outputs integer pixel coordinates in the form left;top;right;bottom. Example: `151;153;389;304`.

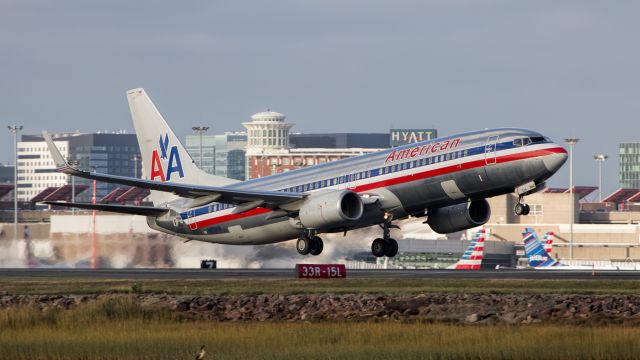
390;129;438;147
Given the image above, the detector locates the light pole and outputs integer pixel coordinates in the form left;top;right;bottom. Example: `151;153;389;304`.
131;154;141;178
192;126;209;169
67;159;79;215
8;124;23;240
565;137;579;260
594;154;608;202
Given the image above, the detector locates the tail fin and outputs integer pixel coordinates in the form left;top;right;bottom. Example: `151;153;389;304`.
450;229;486;270
522;228;559;268
543;232;554;254
126;88;237;205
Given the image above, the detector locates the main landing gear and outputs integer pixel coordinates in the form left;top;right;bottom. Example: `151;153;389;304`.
296;231;324;256
371;217;399;258
514;196;530;216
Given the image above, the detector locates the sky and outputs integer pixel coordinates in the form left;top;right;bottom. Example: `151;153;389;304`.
1;0;639;197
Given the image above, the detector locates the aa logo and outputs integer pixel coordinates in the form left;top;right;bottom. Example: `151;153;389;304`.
150;133;184;182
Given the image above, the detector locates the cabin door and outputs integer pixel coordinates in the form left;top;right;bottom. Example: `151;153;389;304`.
485;135;499;165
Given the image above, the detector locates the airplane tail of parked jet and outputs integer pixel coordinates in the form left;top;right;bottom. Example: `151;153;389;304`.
522;228;561;268
126;88;238;205
448;229;487;270
543;232;554;254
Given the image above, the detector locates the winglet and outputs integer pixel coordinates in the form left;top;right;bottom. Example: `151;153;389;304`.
42;131;79;173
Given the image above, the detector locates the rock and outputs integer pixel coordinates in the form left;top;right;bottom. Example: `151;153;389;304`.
465;313;480;323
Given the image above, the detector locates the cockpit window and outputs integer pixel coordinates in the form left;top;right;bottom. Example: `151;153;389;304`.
530;136;545;143
513;137;532;147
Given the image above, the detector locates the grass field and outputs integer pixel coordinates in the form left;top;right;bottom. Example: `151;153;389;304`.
2;277;640;296
0;298;639;360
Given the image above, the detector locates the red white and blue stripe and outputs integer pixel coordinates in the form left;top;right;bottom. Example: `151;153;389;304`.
449;229;487;270
543;232;554;254
180;138;566;230
522;228;562;268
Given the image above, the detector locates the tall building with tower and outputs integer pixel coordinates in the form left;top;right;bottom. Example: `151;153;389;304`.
243;111;386;179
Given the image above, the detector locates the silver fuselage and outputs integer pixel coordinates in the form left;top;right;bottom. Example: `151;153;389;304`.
148;128;567;245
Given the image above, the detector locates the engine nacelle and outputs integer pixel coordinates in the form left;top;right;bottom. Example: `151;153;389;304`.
427;199;491;234
299;190;364;230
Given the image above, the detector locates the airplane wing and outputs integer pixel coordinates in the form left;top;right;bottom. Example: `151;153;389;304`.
43;201;169;216
42;131;305;206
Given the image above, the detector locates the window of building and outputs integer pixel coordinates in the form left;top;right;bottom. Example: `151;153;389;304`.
530;204;543;216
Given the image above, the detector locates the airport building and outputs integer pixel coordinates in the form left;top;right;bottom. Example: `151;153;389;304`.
185;132;247;180
619;142;640;188
482;187;640;262
17;132;141;202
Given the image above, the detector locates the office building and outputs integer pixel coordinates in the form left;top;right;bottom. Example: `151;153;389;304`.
185;132;247;181
619;143;640;188
289;133;389;149
18;132;141;201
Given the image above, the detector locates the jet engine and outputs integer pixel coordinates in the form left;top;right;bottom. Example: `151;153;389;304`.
298;190;364;230
427;199;491;234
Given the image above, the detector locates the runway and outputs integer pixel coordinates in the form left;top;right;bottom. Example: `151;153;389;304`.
1;268;640;280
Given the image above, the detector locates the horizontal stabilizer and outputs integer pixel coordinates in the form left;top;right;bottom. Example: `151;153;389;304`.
43;201;169;216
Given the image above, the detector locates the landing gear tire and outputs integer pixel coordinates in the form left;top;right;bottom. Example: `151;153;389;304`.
384;238;398;257
309;236;324;256
296;237;312;255
372;238;387;258
514;202;530;216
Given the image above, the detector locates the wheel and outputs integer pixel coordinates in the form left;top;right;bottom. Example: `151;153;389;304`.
371;238;387;257
522;203;530;216
296;237;312;255
514;203;524;216
384;238;399;257
310;236;324;256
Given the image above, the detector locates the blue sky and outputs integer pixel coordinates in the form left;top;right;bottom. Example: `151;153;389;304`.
1;0;639;197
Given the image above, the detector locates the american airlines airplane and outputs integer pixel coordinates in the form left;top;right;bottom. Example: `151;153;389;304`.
42;88;568;258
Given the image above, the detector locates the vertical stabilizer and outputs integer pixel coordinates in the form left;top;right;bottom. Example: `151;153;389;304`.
522;228;560;268
126;88;237;205
543;232;554;254
449;229;487;270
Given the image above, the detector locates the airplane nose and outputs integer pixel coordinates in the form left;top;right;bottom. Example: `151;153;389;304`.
542;146;568;174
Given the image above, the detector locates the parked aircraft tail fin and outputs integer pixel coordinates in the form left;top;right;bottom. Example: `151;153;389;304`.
543;231;554;254
449;228;487;270
522;228;560;268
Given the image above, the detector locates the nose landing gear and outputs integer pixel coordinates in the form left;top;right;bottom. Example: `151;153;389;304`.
514;196;530;216
371;216;399;258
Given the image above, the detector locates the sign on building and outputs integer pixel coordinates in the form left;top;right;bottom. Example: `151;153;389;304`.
390;129;438;147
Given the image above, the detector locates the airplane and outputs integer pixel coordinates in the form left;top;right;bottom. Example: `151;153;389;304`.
522;228;639;270
41;88;567;258
447;229;487;270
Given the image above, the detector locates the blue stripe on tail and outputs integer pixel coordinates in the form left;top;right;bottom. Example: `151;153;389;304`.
522;228;559;268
